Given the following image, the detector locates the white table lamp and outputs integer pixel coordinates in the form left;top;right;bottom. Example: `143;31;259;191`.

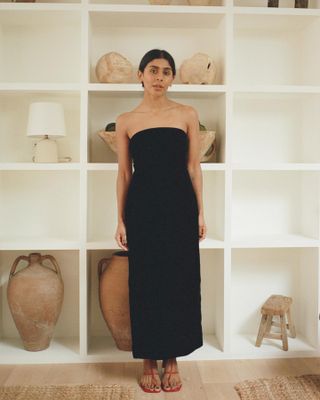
27;102;66;163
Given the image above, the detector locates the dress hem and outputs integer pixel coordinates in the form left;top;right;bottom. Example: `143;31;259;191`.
131;340;203;360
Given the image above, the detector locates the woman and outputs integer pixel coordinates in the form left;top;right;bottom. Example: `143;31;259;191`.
115;49;207;393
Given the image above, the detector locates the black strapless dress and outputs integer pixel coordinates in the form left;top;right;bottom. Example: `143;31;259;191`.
124;127;203;359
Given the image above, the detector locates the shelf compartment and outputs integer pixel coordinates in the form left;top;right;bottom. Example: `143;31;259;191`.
87;248;225;359
0;250;80;362
89;10;226;84
0;10;81;83
234;13;320;86
232;171;320;243
233;92;320;164
230;247;319;355
88;91;226;164
0;170;80;243
234;0;320;9
0;92;80;163
87;170;225;245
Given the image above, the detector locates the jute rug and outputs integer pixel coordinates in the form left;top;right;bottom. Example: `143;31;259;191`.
0;383;135;400
234;374;320;400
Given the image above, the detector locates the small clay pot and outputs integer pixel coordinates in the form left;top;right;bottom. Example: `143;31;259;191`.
95;52;133;83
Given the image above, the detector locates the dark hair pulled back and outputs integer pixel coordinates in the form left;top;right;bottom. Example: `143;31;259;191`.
138;49;176;87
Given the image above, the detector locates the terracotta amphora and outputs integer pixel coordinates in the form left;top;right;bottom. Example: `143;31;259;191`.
98;251;132;351
7;252;64;351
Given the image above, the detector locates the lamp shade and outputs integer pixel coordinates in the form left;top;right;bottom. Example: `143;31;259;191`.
27;102;66;138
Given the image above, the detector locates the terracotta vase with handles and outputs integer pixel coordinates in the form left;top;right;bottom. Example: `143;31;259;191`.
98;251;132;351
7;252;64;351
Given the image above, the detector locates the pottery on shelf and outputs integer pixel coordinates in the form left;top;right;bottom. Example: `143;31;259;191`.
98;128;216;162
95;52;133;83
7;252;64;351
180;52;217;84
98;251;132;351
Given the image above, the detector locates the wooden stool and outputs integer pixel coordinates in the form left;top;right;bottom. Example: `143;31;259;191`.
255;294;296;351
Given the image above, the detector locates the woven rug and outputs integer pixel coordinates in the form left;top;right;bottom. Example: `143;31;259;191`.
0;383;135;400
234;374;320;400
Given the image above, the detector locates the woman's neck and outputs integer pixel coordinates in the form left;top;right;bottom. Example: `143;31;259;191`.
138;92;173;112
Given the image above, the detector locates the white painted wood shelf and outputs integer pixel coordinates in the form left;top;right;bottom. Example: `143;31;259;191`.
0;0;320;364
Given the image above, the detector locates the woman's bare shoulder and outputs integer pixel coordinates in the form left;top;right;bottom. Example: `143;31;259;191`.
116;111;131;123
179;102;197;113
173;102;197;115
116;112;133;129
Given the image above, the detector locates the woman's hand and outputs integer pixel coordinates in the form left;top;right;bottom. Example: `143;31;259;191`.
198;213;207;241
115;220;129;251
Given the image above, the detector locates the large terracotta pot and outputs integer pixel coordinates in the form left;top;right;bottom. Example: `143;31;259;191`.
7;252;64;351
98;251;132;351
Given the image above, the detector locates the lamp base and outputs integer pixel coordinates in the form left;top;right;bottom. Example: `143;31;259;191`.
33;136;58;163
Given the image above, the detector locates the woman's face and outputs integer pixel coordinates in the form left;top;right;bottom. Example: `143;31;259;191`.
138;58;175;95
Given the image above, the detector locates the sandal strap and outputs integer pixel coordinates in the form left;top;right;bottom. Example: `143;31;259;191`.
142;369;160;383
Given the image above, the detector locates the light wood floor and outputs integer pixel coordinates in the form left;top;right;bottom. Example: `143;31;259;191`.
1;358;320;399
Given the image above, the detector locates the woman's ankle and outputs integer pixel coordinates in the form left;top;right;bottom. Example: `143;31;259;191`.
143;359;158;368
162;358;177;368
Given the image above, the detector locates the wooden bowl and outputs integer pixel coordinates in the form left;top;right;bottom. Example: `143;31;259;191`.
98;129;216;162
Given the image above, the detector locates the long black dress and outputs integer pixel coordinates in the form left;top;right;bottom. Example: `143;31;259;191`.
124;126;203;359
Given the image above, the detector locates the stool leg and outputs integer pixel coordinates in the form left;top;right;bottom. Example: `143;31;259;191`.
265;314;273;335
286;308;296;338
256;314;268;347
280;315;288;351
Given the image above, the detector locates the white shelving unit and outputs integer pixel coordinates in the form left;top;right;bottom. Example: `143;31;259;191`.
0;0;319;364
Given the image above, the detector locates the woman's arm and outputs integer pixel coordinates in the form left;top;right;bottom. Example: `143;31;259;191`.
186;106;207;241
186;106;204;215
115;113;132;249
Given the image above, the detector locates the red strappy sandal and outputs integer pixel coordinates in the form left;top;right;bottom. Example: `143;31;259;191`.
161;360;182;392
139;368;161;393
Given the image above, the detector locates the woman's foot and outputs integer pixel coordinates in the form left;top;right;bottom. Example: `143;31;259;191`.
139;359;161;393
161;358;182;392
